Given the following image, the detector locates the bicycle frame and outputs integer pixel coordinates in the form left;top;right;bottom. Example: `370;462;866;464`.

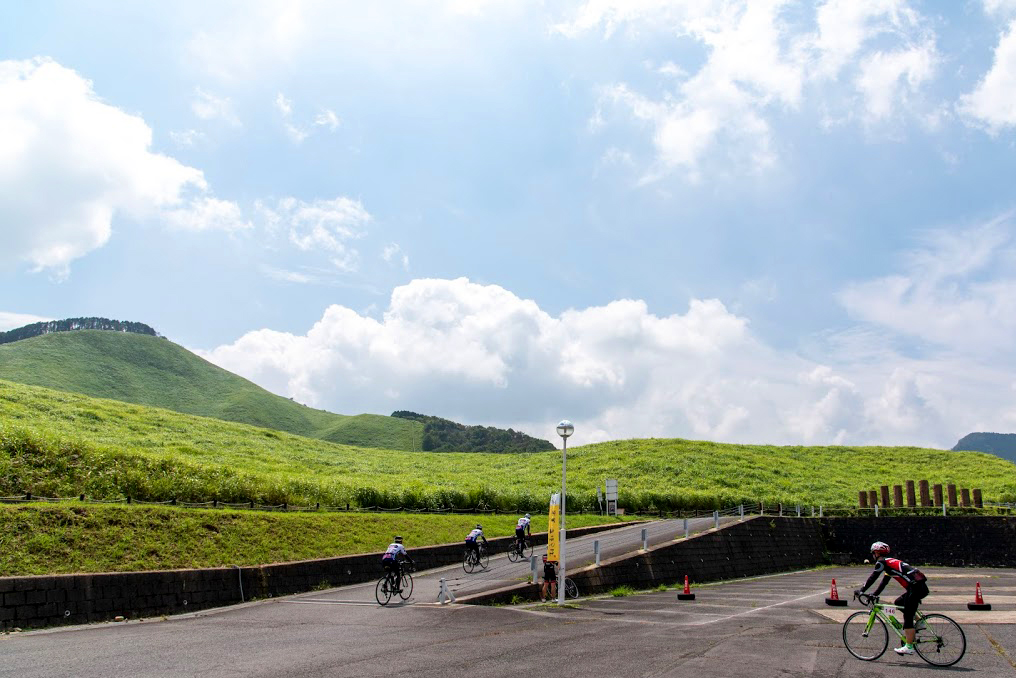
856;595;932;646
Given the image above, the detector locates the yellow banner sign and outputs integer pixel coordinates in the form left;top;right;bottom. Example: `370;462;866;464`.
547;499;560;562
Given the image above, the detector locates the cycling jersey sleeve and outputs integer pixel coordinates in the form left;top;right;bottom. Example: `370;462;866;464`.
860;561;885;592
872;574;891;596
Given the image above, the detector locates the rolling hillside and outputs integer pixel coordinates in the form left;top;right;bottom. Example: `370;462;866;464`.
0;330;421;450
953;432;1016;464
3;379;1014;511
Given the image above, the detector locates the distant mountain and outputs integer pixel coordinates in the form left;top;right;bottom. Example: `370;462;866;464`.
391;410;555;453
0;329;421;451
0;317;158;345
953;432;1016;464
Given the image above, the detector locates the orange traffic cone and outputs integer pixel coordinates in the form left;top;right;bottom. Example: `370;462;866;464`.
968;582;991;611
825;578;847;607
677;574;695;600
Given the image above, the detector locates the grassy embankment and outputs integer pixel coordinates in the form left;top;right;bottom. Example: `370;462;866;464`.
0;331;422;450
0;503;621;576
3;379;1015;512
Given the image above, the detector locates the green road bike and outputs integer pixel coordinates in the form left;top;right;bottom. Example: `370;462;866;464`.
843;593;966;666
375;564;414;606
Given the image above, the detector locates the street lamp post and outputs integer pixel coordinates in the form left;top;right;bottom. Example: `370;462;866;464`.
556;419;573;605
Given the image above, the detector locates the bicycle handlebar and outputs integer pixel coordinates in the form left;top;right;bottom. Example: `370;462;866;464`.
854;592;879;607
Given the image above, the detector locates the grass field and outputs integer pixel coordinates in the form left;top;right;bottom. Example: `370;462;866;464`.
0;503;622;576
4;379;1015;511
0;331;422;450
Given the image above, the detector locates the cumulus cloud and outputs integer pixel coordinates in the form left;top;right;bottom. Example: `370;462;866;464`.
562;1;940;177
0;58;213;277
201;215;1016;450
257;197;370;271
959;20;1016;131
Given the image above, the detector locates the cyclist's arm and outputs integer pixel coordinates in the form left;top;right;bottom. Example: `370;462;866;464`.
858;562;885;593
871;574;891;596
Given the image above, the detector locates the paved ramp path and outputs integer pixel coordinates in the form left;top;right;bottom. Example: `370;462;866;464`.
291;515;742;607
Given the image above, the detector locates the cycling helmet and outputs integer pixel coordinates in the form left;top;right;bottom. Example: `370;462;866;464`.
525;513;531;519
394;536;403;543
476;524;483;530
870;541;890;555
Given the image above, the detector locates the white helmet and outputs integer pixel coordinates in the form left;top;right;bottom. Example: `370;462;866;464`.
870;541;890;555
525;513;531;519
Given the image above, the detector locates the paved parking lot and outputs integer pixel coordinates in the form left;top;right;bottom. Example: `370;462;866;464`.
2;566;1014;677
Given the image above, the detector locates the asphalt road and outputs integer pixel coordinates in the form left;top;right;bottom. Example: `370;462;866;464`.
418;515;741;601
4;565;1013;677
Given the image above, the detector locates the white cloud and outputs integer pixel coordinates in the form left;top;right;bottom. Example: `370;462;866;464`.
163;196;251;232
191;88;241;126
274;92;339;143
959;20;1016;131
838;216;1016;354
382;243;410;271
200;217;1016;450
314;109;340;131
169;129;206;147
0;58;209;276
257;197;371;271
0;312;51;332
565;1;939;177
186;1;307;81
855;42;936;121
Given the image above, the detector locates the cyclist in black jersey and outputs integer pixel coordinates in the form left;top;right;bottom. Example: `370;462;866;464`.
856;541;928;656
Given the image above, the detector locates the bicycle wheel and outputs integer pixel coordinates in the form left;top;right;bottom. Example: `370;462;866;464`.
375;577;393;606
842;612;889;661
399;572;414;600
478;546;489;570
463;549;476;573
565;578;578;599
914;614;966;667
507;544;521;563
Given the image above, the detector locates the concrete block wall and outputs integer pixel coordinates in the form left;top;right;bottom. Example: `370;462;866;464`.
462;517;826;604
570;517;825;595
821;516;1016;568
0;521;634;630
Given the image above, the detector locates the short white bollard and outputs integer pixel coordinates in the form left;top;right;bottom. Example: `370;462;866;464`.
875;504;879;517
739;504;744;520
797;505;801;517
594;540;601;566
943;503;947;517
438;578;456;604
713;510;719;530
684;517;689;539
641;527;648;550
531;555;539;582
819;505;823;518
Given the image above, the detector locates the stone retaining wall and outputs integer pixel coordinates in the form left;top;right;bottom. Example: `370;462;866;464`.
0;521;635;630
461;516;825;604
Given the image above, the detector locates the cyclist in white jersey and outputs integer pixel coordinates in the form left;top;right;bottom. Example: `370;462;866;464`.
464;524;487;562
515;513;531;553
381;536;414;588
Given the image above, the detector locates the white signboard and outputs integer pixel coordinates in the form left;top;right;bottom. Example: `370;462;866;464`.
605;479;618;515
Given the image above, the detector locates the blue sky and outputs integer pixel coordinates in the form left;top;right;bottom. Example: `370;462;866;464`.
3;1;1016;448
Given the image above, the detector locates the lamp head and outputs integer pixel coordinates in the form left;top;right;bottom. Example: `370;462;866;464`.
556;420;574;438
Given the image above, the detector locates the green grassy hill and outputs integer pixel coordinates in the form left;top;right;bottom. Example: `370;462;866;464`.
3;379;1014;511
0;330;421;450
0;503;621;576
